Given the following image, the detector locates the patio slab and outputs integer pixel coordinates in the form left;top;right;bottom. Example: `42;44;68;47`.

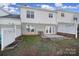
45;35;64;38
41;34;64;40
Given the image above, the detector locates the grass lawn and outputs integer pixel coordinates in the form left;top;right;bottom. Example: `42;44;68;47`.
0;35;79;56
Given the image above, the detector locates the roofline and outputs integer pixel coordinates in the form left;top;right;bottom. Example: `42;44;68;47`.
0;7;10;14
56;9;79;14
20;6;57;13
0;14;20;19
20;6;79;14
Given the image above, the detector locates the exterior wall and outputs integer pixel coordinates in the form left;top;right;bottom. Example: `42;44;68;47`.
21;23;57;35
15;25;21;37
0;18;21;38
57;23;76;34
0;18;21;25
21;23;45;35
20;7;57;24
0;24;14;28
20;7;79;37
57;11;76;23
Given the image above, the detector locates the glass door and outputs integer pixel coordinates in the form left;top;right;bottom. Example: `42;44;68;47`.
45;26;52;34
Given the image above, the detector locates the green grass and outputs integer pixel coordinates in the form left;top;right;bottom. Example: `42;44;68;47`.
0;35;79;56
18;35;79;55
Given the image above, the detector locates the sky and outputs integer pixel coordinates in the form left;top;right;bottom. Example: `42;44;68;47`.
0;3;79;14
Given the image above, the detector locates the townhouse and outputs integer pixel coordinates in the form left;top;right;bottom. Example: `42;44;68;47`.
0;6;79;51
20;7;57;35
57;9;79;38
20;6;79;38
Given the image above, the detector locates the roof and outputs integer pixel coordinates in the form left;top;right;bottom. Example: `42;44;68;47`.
20;6;57;13
0;7;20;19
0;7;10;14
0;14;20;19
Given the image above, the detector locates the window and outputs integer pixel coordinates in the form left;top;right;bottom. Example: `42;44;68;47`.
49;13;53;18
46;30;48;33
26;25;30;32
30;26;34;32
74;17;77;20
26;10;34;19
31;11;34;18
26;25;35;32
27;11;30;18
31;29;34;32
61;13;64;17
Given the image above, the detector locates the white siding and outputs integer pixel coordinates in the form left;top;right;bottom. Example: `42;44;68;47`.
58;23;76;34
20;8;57;24
22;23;57;35
0;24;21;50
0;18;21;25
57;11;75;23
20;7;79;35
15;25;21;37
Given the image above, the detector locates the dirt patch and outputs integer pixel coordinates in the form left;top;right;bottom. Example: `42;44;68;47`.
18;48;38;56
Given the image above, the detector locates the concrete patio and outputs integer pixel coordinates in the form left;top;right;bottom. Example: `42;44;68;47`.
41;34;64;40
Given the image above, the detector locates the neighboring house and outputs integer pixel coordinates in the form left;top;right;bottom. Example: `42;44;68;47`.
20;6;79;38
0;8;21;51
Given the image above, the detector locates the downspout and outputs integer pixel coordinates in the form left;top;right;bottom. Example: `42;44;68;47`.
74;15;78;39
56;11;58;34
20;8;23;36
75;20;77;39
14;24;16;38
20;18;22;36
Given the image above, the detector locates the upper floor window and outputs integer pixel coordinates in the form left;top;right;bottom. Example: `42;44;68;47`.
61;13;64;17
73;17;78;21
49;13;53;18
27;11;30;18
26;11;34;19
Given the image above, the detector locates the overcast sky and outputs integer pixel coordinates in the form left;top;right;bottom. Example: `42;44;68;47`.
0;3;79;14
